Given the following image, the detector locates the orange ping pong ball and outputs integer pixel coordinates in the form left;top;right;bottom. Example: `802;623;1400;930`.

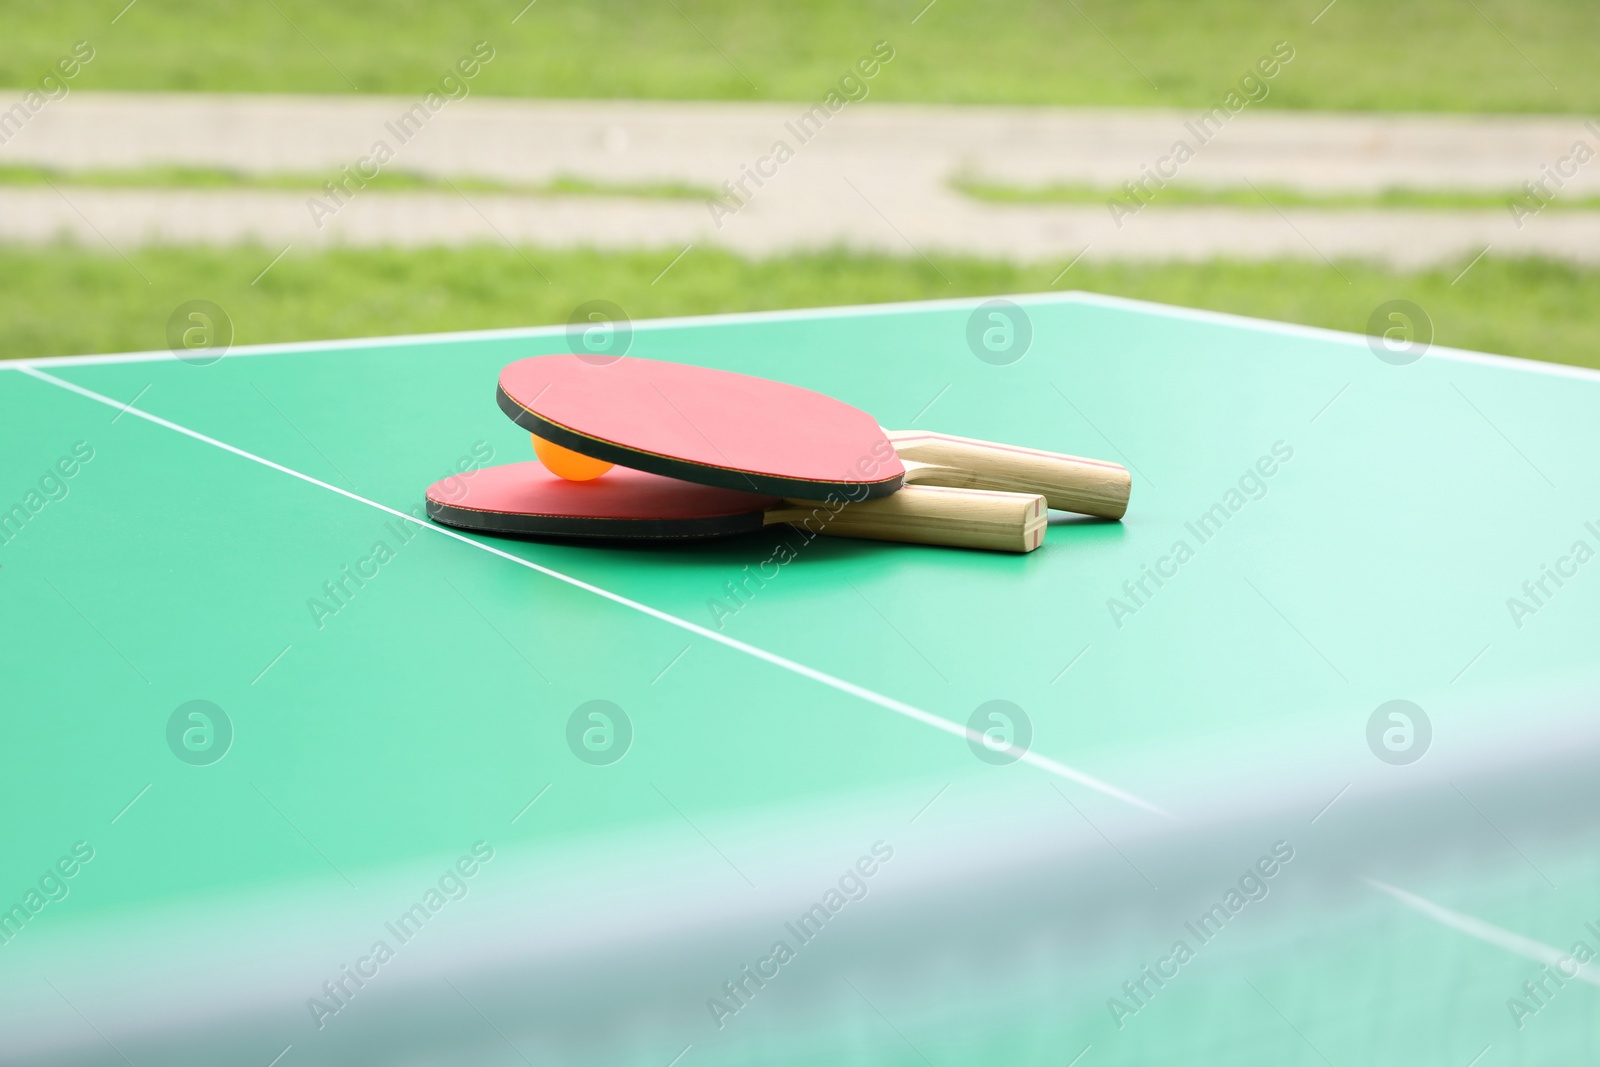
532;434;614;481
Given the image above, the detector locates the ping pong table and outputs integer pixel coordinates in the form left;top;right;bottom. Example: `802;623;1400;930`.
2;292;1597;1066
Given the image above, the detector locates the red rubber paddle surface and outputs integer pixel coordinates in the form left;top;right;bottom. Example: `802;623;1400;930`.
425;461;786;541
496;355;906;499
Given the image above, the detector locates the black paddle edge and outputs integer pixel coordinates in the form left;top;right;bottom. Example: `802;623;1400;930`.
426;497;768;543
495;385;904;502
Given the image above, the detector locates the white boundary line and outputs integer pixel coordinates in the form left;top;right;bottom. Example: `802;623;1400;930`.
14;363;1167;817
4;290;1599;387
1068;291;1600;385
2;292;1018;368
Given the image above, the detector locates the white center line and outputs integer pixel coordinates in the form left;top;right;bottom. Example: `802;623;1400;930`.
16;364;1166;817
111;383;152;423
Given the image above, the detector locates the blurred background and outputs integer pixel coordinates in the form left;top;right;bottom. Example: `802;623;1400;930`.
2;0;1597;366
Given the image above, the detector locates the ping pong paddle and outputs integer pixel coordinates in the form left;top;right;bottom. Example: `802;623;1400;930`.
426;462;1049;552
495;355;1131;519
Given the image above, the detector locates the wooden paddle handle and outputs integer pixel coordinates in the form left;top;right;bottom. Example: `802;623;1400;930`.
767;485;1047;553
885;429;1130;519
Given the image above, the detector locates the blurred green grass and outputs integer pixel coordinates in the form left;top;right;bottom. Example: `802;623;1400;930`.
1;243;1594;370
952;176;1600;211
5;0;1593;112
2;166;1590;213
0;164;714;199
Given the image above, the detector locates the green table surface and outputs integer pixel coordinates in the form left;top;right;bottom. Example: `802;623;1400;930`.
2;292;1598;1067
